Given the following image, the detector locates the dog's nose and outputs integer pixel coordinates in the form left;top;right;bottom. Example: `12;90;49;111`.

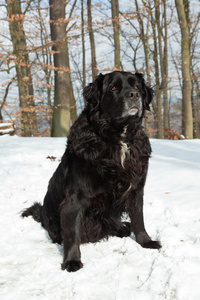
128;90;139;99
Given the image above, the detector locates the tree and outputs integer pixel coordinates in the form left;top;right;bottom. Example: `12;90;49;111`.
0;77;15;121
1;0;199;139
87;0;98;80
6;0;38;136
81;0;86;103
184;0;200;138
175;0;193;138
154;0;169;138
111;0;121;69
134;0;152;136
150;0;163;138
36;0;53;126
50;0;77;137
163;0;169;137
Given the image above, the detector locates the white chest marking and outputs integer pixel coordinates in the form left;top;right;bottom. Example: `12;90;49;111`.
120;141;129;168
121;126;127;138
120;126;129;168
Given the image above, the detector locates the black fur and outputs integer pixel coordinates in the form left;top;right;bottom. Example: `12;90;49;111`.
22;71;161;272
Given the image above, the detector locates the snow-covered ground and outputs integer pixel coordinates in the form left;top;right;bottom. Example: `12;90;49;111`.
0;136;200;300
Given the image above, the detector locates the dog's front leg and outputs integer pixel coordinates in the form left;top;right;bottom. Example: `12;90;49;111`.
60;202;84;272
128;189;161;249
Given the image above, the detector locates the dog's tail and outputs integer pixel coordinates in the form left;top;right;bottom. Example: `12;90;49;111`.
21;202;42;223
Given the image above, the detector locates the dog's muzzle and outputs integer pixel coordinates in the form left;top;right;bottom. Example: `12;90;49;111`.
123;89;142;117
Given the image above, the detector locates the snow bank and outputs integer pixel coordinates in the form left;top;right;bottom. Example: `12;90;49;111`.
0;136;200;300
0;123;15;135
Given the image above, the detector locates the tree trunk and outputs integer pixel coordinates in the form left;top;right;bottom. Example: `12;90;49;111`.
192;72;200;138
66;40;77;124
0;78;15;121
50;0;74;137
37;0;53;129
175;0;193;138
6;0;38;137
151;6;163;139
111;0;121;70
81;0;86;106
135;0;153;135
163;0;169;138
144;14;151;136
155;0;164;80
155;0;169;139
87;0;98;80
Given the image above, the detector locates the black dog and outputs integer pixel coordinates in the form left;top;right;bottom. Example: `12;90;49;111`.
22;71;161;272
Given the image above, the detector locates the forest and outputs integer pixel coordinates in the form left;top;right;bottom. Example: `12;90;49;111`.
0;0;200;138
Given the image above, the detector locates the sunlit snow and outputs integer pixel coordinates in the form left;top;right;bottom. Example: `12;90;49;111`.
0;136;200;300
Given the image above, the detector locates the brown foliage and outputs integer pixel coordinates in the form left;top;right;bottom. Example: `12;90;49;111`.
164;128;184;140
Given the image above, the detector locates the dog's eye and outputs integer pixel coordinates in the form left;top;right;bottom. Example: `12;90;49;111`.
111;86;118;92
134;86;139;90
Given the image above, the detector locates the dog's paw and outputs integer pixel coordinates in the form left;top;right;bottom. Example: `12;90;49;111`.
117;222;131;238
61;260;83;272
142;240;161;249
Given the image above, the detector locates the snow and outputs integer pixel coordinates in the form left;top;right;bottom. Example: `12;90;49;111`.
0;129;13;134
0;123;13;127
0;123;14;135
0;136;200;300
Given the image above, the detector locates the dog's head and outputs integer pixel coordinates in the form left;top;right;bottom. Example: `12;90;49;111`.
83;71;153;120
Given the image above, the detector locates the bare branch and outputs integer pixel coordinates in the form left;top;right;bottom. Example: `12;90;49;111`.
66;0;78;29
0;76;16;120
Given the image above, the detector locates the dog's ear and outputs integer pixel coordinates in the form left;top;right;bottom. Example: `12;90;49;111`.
144;85;154;111
136;72;154;111
83;73;105;106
